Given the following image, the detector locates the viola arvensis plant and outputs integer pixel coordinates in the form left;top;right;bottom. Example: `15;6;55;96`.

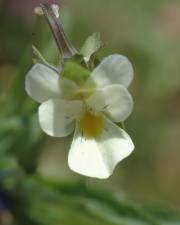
25;4;135;179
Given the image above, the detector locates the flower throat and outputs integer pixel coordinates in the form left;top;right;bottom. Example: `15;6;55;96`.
79;112;104;139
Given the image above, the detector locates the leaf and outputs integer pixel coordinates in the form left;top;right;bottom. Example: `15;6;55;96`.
80;33;102;62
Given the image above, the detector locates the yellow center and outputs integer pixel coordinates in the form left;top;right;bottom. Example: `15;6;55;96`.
79;112;104;139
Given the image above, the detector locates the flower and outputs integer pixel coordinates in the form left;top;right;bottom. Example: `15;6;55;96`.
25;54;134;179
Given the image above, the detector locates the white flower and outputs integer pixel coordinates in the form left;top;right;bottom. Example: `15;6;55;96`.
25;54;134;179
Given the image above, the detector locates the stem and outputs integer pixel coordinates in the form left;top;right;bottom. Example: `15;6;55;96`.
40;3;77;62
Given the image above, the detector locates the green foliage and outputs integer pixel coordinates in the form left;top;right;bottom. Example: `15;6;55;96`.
0;47;45;172
0;156;17;171
2;175;180;225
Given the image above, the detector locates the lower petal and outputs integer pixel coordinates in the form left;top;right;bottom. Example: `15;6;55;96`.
97;117;134;174
68;124;110;179
68;117;134;179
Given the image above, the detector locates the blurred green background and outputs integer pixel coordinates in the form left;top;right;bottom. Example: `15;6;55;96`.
0;0;180;221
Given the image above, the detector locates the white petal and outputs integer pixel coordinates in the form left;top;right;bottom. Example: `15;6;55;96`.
25;64;61;103
38;99;83;137
60;78;79;99
68;117;134;179
98;117;134;175
86;90;105;113
86;85;133;122
85;54;133;88
103;85;133;122
68;124;109;179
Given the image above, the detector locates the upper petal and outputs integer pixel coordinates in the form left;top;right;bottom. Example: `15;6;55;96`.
25;64;61;103
85;54;134;88
68;117;134;179
38;99;83;137
86;84;133;122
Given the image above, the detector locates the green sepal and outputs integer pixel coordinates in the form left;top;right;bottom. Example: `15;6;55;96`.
32;45;57;71
61;60;90;86
80;32;103;62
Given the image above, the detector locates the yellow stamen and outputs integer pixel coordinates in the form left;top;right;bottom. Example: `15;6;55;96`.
79;112;104;139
